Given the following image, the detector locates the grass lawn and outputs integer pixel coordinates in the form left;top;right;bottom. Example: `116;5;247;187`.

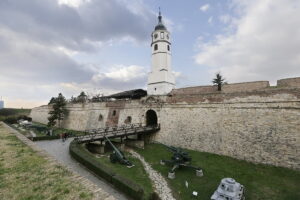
82;144;154;199
0;123;93;200
135;143;300;200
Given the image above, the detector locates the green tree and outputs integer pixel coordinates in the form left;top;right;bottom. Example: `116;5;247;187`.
77;91;87;103
47;93;68;128
212;72;225;91
48;97;56;105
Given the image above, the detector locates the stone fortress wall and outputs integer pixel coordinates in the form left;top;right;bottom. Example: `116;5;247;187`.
31;77;300;170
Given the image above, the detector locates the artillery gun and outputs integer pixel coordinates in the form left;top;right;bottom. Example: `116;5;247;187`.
104;136;133;167
158;142;203;179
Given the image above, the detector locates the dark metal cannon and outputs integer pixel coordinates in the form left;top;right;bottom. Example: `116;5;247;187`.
104;136;133;167
158;142;203;179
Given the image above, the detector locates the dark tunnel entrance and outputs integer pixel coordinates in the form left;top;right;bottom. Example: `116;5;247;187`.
146;110;158;126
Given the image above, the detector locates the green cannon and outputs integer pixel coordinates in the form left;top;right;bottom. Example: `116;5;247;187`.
158;142;203;179
104;136;133;167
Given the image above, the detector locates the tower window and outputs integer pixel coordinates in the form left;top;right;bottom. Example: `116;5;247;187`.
112;110;116;116
167;45;170;51
160;32;164;39
154;44;158;51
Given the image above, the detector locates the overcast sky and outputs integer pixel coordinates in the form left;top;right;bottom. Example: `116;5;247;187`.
1;0;299;108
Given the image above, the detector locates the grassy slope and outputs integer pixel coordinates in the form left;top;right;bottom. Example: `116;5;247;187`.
0;108;31;116
0;123;93;200
0;108;31;121
81;144;154;199
136;143;300;200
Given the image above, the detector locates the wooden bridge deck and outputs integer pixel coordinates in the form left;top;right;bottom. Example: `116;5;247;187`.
74;123;160;144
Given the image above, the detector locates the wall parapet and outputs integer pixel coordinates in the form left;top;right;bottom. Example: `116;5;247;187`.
171;81;270;95
277;77;300;88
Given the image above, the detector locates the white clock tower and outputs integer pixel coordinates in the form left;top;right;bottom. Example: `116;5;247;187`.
147;10;175;95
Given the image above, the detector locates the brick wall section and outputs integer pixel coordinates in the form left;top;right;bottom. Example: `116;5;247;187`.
171;81;269;95
277;77;300;88
222;81;270;92
171;85;216;95
105;100;126;127
167;88;300;104
155;102;300;170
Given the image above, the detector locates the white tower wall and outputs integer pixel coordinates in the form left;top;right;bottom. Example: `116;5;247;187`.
147;12;175;95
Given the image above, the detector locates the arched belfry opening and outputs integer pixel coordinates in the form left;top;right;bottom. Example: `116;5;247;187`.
146;110;158;126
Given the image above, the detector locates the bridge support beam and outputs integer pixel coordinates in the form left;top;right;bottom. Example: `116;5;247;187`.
86;141;106;154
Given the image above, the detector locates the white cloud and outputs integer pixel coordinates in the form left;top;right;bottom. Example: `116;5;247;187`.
0;0;155;108
195;0;300;84
58;0;88;7
200;4;210;12
91;65;147;90
219;14;232;24
208;16;213;24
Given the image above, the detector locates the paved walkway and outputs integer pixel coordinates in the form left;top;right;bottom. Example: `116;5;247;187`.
35;139;127;200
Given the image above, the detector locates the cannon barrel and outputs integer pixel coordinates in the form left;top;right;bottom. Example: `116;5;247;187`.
154;141;181;153
104;136;133;166
104;136;124;159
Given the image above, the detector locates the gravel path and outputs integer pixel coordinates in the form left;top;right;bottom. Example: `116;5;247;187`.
35;139;128;200
129;150;176;200
30;130;36;137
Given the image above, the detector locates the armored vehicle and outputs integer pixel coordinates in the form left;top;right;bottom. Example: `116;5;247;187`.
211;178;245;200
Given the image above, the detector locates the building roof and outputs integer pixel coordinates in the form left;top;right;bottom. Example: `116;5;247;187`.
154;10;167;31
107;89;147;99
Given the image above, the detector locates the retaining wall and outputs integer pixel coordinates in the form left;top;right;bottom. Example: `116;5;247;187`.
31;84;300;170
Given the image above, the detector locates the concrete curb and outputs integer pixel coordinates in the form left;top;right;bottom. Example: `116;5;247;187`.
1;122;115;200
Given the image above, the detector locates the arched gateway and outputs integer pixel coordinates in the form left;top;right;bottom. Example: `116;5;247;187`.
146;110;158;126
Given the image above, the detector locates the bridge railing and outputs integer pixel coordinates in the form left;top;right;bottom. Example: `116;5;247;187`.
74;123;160;143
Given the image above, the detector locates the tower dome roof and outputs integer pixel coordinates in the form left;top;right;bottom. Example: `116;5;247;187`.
155;23;167;31
154;9;167;31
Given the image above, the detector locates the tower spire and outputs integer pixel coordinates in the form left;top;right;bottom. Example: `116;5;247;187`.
158;7;162;23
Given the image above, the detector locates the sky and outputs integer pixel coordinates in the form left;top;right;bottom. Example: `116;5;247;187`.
0;0;300;108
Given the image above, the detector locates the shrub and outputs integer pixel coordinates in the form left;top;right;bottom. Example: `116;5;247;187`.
3;116;18;124
69;141;146;200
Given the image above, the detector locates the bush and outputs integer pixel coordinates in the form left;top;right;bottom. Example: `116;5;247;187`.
0;108;31;116
17;115;32;122
112;174;144;200
30;135;60;141
69;141;146;200
3;116;18;124
69;142;115;182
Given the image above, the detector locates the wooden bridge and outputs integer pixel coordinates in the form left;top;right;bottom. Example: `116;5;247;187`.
74;123;160;144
